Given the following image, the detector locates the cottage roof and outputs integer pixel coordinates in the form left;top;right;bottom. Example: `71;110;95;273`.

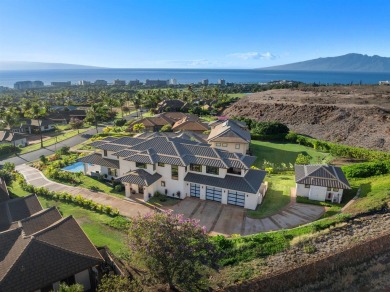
207;120;251;143
172;117;209;132
118;169;162;186
79;153;120;169
295;164;351;189
0;131;26;143
0;178;10;203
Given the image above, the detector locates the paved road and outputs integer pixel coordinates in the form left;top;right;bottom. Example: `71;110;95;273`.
1;126;104;166
16;164;152;218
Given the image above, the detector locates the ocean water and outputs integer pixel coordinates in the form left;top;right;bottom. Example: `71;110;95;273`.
1;68;390;88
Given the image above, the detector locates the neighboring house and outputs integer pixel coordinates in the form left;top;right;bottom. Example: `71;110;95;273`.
0;131;28;147
80;136;267;210
295;164;351;203
207;120;251;155
135;131;208;144
129;112;201;132
0;194;103;291
156;99;185;112
172;116;209;133
0;178;9;203
47;109;87;123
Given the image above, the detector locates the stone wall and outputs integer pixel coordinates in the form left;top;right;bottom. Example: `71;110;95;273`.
224;232;390;292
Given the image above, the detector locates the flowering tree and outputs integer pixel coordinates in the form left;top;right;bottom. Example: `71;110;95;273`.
127;211;219;290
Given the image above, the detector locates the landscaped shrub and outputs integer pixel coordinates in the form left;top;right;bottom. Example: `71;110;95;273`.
114;184;123;192
0;143;20;155
114;119;127;127
342;161;390;178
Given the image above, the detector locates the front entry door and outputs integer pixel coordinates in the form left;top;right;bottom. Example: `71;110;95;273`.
138;185;144;194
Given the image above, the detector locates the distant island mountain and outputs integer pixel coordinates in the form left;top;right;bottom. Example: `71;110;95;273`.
0;61;103;70
260;53;390;72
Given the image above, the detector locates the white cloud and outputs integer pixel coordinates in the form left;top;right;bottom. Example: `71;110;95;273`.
228;51;277;60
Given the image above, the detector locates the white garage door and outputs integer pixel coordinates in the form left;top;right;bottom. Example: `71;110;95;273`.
190;183;200;198
227;190;245;207
206;186;222;202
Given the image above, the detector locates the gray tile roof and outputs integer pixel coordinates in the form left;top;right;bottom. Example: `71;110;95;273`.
0;216;103;292
110;136;144;146
79;153;120;169
96;143;128;152
7;195;42;222
295;164;351;189
20;207;62;236
112;149;139;157
184;169;266;194
0;179;9;203
118;169;162;186
207;120;251;143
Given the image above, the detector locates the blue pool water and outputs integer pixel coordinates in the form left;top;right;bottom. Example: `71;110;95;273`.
62;162;84;172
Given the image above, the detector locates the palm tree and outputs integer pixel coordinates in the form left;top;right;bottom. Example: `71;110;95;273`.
25;103;47;148
86;103;104;134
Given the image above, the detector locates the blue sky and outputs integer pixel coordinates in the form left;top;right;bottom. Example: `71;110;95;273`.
1;0;389;68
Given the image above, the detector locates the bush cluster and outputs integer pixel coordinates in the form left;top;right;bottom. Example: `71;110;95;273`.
0;143;20;155
16;175;119;216
342;161;390;178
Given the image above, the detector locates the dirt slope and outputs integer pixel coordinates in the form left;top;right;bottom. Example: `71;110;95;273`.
223;86;390;150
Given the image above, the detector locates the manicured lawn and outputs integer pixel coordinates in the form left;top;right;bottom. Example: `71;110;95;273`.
246;174;294;219
250;140;332;169
20;128;90;154
200;115;218;122
345;174;390;214
227;93;247;98
7;180;128;256
147;195;181;207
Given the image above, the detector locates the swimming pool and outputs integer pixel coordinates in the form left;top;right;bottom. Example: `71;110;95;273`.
62;162;84;172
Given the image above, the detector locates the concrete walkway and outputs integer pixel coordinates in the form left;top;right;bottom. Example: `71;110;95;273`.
16;164;152;218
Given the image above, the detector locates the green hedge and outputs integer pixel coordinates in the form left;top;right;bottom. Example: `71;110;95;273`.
17;175;120;217
342;161;390;178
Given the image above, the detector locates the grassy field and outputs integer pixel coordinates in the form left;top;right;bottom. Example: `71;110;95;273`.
246;174;294;218
345;174;390;214
250;140;332;169
227;93;248;98
7;180;128;256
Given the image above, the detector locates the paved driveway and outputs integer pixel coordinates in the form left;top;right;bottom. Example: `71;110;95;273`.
167;197;324;236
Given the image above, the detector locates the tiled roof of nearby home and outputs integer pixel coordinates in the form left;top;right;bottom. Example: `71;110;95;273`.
0;131;26;143
129;115;174;127
79;153;120;169
95;143;128;152
118;169;162;186
0;216;103;292
0;179;9;203
135;131;208;144
20;207;62;236
156;100;185;112
109;137;144;146
172;117;209;132
207;120;251;143
295;165;351;189
89;136;257;170
184;169;266;194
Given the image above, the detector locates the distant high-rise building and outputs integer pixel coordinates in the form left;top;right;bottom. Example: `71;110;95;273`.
145;79;169;86
201;79;209;85
14;80;44;90
78;80;91;86
169;78;177;85
128;79;141;86
51;81;71;87
218;79;226;86
94;80;108;86
113;79;126;86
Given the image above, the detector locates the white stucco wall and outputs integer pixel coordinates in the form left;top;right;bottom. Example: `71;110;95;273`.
244;193;259;210
83;163;101;176
210;141;248;154
296;183;310;197
309;185;327;201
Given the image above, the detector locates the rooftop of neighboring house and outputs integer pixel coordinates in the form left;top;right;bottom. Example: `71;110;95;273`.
207;120;251;144
135;131;208;144
295;164;351;189
0;194;103;291
156;99;185;112
172;116;209;132
128;112;200;128
46;109;87;121
0;179;9;203
0;131;27;142
86;135;257;170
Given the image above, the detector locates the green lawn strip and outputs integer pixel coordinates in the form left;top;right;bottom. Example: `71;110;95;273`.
345;174;390;214
147;196;181;207
200;115;218;122
8;180;127;256
227;93;247;98
250;140;332;169
246;174;294;219
20;128;90;154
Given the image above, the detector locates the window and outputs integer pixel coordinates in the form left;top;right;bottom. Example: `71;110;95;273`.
305;184;310;188
235;144;240;149
227;167;241;175
222;143;228;147
171;165;178;180
136;162;146;169
103;150;107;156
216;143;221;146
158;162;165;167
190;164;202;172
333;188;339;192
206;166;219;175
161;181;166;187
108;168;117;177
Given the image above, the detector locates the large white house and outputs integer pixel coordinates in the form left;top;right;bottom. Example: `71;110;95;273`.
80;135;267;210
295;164;351;203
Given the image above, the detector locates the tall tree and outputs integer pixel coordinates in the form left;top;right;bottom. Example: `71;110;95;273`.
24;103;47;148
85;103;105;134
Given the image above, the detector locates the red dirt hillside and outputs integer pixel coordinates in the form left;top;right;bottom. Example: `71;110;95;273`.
223;86;390;151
